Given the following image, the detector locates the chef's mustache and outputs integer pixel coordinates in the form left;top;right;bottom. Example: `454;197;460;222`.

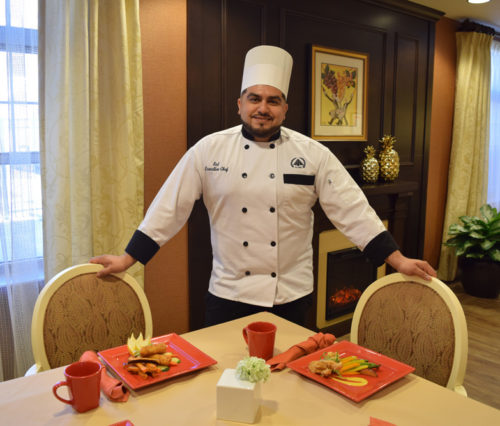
252;113;272;119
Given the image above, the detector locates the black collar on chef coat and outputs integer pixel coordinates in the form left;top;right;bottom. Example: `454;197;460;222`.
241;126;281;142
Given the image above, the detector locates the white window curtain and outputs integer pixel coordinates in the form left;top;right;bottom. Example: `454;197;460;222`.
488;40;500;210
0;0;41;381
39;0;144;283
438;29;493;281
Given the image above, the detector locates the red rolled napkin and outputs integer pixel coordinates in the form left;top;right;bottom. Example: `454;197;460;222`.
370;417;397;426
80;350;129;402
266;332;336;371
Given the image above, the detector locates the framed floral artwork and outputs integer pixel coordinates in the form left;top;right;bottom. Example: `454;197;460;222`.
310;45;368;141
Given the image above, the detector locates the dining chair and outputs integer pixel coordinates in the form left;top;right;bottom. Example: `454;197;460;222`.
26;263;153;374
350;273;468;396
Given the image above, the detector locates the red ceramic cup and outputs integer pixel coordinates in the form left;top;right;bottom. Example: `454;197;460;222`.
53;361;102;413
242;321;277;360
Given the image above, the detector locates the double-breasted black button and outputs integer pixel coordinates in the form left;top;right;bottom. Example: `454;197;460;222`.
243;241;249;247
244;144;250;149
270;241;276;247
242;173;247;178
269;173;275;179
270;207;275;213
270;143;275;149
271;272;277;278
242;207;247;213
245;271;251;276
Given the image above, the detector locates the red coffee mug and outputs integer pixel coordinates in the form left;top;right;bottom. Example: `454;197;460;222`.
53;361;102;413
242;321;277;360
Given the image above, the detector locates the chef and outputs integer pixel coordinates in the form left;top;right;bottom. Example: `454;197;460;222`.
91;45;436;326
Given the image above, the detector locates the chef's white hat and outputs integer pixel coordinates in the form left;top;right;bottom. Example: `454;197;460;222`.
241;45;293;98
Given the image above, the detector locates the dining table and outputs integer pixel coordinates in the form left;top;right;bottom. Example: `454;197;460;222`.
1;311;499;425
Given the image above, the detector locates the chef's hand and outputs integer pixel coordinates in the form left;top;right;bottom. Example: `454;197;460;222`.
89;253;136;277
385;250;437;281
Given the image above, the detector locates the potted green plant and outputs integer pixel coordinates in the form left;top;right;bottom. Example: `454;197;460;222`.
444;203;500;298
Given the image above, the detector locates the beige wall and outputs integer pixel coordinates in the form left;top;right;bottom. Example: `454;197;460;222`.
139;2;458;333
424;17;459;268
140;0;189;335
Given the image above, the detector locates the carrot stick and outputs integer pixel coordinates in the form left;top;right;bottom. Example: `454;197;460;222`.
340;362;360;373
340;356;357;364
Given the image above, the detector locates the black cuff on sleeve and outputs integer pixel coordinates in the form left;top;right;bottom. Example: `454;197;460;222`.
125;230;160;265
362;231;399;266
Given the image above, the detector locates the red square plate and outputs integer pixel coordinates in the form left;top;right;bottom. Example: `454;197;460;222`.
287;340;415;402
98;333;217;390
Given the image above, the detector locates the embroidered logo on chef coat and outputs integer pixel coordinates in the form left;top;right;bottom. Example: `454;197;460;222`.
205;161;229;173
290;157;306;168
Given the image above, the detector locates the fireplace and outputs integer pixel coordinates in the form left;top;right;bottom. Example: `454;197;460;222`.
325;247;376;320
316;223;387;330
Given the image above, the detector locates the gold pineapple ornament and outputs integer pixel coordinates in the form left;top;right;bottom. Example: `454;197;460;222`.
361;145;379;183
378;134;400;182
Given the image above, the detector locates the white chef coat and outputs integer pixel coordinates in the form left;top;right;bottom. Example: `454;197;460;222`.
130;125;389;307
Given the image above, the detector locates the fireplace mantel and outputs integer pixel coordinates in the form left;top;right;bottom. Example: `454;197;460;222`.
361;180;419;250
313;180;419;250
361;180;419;196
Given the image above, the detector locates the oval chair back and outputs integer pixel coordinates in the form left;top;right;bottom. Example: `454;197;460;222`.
28;263;153;373
351;273;468;396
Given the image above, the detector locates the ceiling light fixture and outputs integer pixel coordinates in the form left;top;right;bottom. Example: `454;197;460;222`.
467;0;490;4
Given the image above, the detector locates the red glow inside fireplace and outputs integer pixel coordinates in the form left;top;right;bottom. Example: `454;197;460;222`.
325;247;378;321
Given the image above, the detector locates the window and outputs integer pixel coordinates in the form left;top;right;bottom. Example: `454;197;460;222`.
488;40;500;210
0;0;42;284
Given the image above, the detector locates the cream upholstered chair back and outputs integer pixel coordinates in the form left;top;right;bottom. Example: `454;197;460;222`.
350;273;468;396
29;263;153;373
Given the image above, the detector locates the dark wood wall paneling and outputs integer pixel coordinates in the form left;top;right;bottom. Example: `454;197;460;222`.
187;0;443;330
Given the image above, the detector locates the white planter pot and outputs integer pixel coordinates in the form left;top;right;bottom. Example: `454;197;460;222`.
216;368;262;423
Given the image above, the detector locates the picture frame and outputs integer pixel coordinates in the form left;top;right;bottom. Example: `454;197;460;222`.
310;45;368;141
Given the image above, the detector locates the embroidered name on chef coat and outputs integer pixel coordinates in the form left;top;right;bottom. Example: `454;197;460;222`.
205;161;229;173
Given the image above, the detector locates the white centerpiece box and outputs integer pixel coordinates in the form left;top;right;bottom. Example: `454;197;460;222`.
216;368;262;423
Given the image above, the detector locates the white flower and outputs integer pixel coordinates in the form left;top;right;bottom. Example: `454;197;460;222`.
235;356;271;383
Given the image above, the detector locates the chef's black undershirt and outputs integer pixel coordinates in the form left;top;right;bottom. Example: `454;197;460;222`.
241;126;281;142
363;230;399;266
125;230;159;265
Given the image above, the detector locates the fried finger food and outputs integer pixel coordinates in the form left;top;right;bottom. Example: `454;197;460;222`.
124;334;181;380
149;353;172;365
308;360;343;377
140;342;168;357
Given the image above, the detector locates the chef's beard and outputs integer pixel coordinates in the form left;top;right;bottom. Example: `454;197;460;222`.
240;118;282;141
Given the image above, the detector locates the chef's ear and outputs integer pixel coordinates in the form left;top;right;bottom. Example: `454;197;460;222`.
237;97;241;115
